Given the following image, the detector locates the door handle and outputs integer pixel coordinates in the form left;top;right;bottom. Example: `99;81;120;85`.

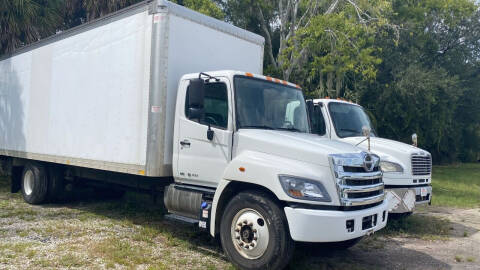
180;140;191;147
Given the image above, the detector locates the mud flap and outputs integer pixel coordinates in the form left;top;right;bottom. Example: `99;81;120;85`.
10;167;22;193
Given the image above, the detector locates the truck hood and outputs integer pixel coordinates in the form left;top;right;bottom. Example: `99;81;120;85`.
340;136;430;163
235;129;362;167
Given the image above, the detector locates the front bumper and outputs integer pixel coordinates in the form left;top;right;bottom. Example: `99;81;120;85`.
385;185;432;213
284;200;388;242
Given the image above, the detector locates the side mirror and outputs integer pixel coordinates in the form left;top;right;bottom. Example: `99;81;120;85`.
362;126;371;137
412;133;418;147
188;78;205;120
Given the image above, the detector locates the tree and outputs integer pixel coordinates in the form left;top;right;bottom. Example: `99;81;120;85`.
359;0;480;162
174;0;224;19
81;0;223;22
221;0;396;97
0;0;62;55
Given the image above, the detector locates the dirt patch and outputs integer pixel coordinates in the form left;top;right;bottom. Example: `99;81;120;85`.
1;177;479;269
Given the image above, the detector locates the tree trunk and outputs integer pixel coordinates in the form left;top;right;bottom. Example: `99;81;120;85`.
327;72;334;97
336;73;343;98
318;71;325;98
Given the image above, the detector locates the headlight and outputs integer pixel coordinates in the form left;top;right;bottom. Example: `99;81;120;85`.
380;161;403;173
279;175;331;202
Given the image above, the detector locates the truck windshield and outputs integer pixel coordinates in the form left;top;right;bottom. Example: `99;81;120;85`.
328;102;375;138
234;76;309;133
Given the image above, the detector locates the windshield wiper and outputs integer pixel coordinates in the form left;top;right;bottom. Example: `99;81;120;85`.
240;125;276;130
339;128;360;134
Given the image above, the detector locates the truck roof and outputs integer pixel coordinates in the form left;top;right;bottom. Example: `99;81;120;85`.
181;70;302;90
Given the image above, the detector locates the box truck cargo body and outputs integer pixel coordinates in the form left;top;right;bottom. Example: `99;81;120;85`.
0;0;263;177
0;1;389;269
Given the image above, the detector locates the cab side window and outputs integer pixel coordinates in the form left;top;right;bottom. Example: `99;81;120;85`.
185;82;228;129
312;105;326;136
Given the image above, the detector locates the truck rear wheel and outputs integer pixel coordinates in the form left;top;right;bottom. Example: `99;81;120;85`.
21;162;48;205
220;191;294;270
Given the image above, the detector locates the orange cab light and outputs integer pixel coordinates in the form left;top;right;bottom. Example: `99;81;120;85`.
274;78;281;83
325;96;330;99
239;167;246;172
266;76;273;81
245;72;254;77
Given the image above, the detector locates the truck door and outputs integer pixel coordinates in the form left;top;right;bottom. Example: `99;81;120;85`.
175;78;232;187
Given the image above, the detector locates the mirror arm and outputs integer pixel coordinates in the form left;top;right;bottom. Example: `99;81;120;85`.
355;138;368;147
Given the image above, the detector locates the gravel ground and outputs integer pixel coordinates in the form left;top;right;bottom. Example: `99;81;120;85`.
0;178;479;270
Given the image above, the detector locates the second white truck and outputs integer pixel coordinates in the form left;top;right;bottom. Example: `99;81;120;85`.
0;1;388;269
308;98;432;215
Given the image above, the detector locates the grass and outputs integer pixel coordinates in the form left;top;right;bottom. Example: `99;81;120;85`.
91;237;152;267
0;175;230;269
380;214;451;240
432;163;480;208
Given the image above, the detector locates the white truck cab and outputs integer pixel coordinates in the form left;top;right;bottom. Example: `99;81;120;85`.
308;99;432;214
170;72;389;268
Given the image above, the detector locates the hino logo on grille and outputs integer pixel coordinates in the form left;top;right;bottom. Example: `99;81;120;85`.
363;153;375;172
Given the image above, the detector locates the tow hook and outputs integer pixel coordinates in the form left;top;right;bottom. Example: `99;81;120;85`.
366;229;374;236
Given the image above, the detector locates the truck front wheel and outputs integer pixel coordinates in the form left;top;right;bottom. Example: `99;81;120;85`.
220;191;294;270
21;162;48;205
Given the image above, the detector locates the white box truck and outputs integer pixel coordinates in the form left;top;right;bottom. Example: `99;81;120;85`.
308;98;432;215
0;1;388;269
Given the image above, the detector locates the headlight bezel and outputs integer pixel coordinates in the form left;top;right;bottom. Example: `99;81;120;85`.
278;175;331;202
379;160;404;173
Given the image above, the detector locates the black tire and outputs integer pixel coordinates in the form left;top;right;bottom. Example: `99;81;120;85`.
46;166;65;202
328;237;363;250
220;191;294;270
21;162;48;205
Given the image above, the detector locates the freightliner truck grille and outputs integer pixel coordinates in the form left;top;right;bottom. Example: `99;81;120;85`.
330;153;384;207
411;154;432;176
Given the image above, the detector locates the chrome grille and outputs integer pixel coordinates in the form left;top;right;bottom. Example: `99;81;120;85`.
337;168;384;206
411;154;432;176
330;153;385;207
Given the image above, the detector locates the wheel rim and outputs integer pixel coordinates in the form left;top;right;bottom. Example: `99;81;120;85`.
230;208;269;260
23;170;34;196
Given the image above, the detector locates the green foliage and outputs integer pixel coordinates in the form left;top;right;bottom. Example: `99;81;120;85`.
0;0;62;54
367;65;461;161
172;0;224;20
352;0;480;163
82;0;143;20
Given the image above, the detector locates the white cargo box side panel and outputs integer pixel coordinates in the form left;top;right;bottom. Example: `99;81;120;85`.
162;10;264;164
0;9;153;174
